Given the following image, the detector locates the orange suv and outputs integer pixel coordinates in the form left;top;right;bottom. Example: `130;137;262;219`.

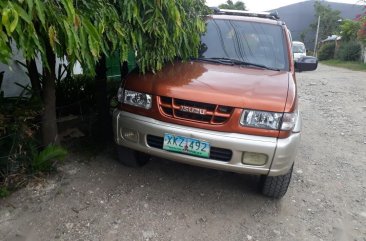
113;9;318;198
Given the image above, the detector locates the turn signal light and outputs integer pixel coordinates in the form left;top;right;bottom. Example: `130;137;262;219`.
122;128;138;143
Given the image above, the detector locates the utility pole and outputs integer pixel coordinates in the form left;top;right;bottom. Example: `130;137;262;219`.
314;15;320;57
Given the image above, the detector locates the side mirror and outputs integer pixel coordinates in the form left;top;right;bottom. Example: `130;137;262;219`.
295;56;318;72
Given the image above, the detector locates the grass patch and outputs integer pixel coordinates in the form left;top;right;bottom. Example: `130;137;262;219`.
321;60;366;72
0;187;10;198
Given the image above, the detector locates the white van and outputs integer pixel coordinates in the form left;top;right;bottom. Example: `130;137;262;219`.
292;41;306;61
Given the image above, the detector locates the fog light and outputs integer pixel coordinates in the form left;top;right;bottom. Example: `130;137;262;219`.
122;128;138;142
242;152;268;166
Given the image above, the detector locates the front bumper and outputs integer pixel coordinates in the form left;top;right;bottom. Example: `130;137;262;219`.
113;110;301;176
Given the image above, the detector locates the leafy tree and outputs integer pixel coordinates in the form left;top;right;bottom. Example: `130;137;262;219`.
219;0;246;10
300;32;306;43
299;29;310;44
0;0;126;145
356;4;366;43
0;0;207;146
310;1;342;41
318;42;335;60
335;41;361;61
339;19;361;42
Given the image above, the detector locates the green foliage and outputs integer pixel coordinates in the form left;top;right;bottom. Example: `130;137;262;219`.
0;0;124;74
0;71;4;97
0;68;68;192
318;42;335;61
54;62;121;115
321;59;366;71
0;82;41;190
116;0;208;73
0;0;208;147
55;64;95;110
310;1;342;41
339;20;361;42
0;87;68;191
0;0;208;74
356;5;366;43
0;186;10;198
300;32;306;43
336;41;361;61
219;0;246;10
32;145;67;172
358;20;366;43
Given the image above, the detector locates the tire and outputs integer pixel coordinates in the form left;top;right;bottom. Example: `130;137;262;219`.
116;145;150;167
260;164;293;198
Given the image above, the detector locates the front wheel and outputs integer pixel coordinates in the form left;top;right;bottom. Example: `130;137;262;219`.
116;145;150;167
260;164;293;198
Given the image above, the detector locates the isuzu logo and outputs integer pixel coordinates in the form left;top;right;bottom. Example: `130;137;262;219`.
180;105;207;115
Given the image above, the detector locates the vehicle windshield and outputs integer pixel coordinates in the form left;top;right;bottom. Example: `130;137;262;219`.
199;19;289;71
292;44;306;53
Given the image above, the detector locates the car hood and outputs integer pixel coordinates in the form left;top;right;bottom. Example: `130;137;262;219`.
125;61;290;112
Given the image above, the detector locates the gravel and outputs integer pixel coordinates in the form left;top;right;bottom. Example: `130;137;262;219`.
1;64;365;241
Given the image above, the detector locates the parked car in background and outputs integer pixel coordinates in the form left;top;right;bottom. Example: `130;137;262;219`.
292;41;307;61
113;9;318;198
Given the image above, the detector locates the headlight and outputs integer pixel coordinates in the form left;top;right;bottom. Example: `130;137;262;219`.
124;90;152;109
240;110;297;131
240;110;282;130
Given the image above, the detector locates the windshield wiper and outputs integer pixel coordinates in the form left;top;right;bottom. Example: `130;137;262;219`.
241;61;282;71
194;57;235;65
194;57;281;71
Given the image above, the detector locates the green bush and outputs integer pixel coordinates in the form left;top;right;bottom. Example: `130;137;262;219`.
0;86;41;171
55;63;121;116
318;42;335;61
335;41;361;61
0;94;39;192
0;187;10;198
0;77;68;195
32;145;68;172
55;64;96;115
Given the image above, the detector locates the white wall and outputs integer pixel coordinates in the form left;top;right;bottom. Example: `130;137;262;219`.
0;48;31;98
0;44;82;97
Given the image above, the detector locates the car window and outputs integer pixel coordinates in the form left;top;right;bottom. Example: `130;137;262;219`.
292;44;306;53
200;19;289;71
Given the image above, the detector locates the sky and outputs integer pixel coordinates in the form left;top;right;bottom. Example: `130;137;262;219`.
206;0;363;12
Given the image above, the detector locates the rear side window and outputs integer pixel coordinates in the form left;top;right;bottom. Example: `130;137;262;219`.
293;44;306;53
200;19;289;71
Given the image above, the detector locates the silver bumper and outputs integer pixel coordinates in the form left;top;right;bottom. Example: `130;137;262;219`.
113;110;301;176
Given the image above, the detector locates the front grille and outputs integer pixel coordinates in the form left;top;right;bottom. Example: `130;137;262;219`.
159;97;233;124
146;135;232;162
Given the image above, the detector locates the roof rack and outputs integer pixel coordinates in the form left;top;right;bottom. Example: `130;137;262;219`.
211;8;280;20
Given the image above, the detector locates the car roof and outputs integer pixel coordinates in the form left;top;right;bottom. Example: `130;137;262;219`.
208;14;283;26
208;8;284;26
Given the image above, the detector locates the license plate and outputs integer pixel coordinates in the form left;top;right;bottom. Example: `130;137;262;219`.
163;134;210;158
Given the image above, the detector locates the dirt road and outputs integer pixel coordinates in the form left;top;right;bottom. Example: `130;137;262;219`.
1;64;365;241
